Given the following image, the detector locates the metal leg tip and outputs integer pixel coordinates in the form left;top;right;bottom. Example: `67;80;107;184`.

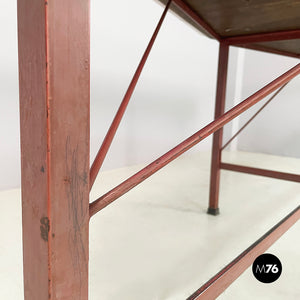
207;207;220;216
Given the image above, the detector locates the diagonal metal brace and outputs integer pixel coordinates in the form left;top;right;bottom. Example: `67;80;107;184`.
89;0;172;189
90;63;300;217
222;81;289;150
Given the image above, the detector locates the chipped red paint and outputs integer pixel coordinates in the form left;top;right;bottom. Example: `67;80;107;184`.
18;0;90;299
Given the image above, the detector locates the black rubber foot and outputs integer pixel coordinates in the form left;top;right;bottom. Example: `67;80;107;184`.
207;207;220;216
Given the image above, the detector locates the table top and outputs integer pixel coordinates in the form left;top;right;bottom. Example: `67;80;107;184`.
158;0;300;58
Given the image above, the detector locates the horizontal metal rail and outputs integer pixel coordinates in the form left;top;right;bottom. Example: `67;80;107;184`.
89;0;172;189
89;63;300;217
223;29;300;45
221;163;300;183
234;43;300;60
222;82;289;150
187;205;300;300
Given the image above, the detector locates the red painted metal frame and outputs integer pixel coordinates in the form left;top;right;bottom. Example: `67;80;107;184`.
18;0;300;298
167;0;300;59
223;29;300;45
188;205;300;300
89;0;172;189
234;43;300;60
90;63;300;217
168;2;300;59
171;0;221;40
222;82;289;150
208;43;229;215
18;0;90;299
223;29;300;59
221;163;300;183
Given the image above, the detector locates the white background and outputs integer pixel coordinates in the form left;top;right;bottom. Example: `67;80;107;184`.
0;0;299;190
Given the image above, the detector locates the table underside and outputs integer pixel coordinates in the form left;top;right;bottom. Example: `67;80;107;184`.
158;0;300;57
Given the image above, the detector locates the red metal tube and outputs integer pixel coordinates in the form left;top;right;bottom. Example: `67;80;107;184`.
222;82;289;150
224;29;300;45
90;63;300;217
208;43;229;215
89;0;172;189
187;205;300;300
221;163;300;183
235;43;300;60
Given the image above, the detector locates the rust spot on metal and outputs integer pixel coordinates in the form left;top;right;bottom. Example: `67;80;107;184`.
40;217;50;242
64;177;71;183
82;172;88;184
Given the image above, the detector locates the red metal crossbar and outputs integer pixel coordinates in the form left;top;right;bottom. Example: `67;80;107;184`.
90;63;300;217
233;44;300;60
221;163;300;183
223;29;300;59
187;205;300;300
89;0;172;189
222;82;289;150
224;29;300;45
